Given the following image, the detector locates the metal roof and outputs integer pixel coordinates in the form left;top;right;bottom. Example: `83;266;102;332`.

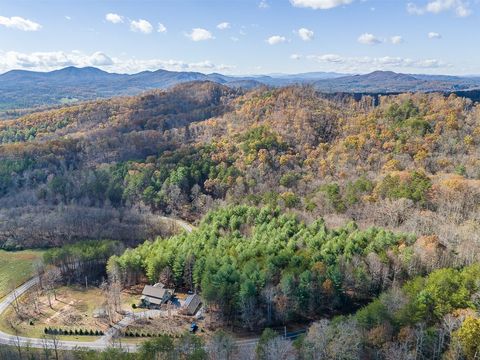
142;285;168;299
184;294;202;315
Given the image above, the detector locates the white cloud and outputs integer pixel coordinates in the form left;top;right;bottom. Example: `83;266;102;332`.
186;28;214;41
105;13;124;24
267;35;286;45
0;51;112;70
290;0;354;10
390;35;403;44
130;19;153;34
89;52;114;66
0;50;235;74
407;0;471;17
217;22;230;30
305;52;449;72
230;36;240;42
0;16;42;31
297;28;314;41
157;23;167;33
290;54;302;60
259;0;270;8
358;33;382;45
406;3;426;14
307;54;344;63
65;16;71;21
428;31;442;39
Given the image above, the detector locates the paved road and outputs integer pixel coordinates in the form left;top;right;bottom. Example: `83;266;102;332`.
159;216;195;233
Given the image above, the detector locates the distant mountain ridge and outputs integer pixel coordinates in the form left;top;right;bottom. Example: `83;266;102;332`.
314;70;480;93
1;67;480;112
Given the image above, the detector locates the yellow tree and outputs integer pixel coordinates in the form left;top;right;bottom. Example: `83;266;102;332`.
455;316;480;359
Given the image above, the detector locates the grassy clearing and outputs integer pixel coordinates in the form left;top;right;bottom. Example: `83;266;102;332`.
0;249;44;298
0;286;107;339
0;285;145;340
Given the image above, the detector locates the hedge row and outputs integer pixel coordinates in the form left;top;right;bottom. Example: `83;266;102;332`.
44;327;104;336
123;331;161;338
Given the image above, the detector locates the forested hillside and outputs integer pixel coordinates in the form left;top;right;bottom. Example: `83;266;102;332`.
109;206;419;327
0;82;478;253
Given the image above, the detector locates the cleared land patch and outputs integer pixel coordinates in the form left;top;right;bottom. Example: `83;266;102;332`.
0;286;110;339
0;249;43;298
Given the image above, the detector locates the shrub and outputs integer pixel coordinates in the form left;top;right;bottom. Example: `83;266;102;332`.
321;183;346;213
377;171;431;205
279;172;300;188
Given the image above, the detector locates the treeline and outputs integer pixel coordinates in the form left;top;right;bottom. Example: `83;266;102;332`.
44;240;123;284
109;206;452;329
0;206;173;249
296;264;480;359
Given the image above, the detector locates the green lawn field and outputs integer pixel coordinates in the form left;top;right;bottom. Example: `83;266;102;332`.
0;249;44;298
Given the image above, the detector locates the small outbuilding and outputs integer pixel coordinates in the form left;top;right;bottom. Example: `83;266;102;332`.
183;294;202;316
141;283;174;308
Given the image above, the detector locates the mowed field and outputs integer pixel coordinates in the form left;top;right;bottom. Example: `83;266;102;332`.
0;249;44;298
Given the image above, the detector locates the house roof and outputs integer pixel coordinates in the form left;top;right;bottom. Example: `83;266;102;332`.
141;295;164;305
184;294;202;315
142;285;168;300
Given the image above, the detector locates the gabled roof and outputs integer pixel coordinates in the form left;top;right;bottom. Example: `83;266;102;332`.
141;295;164;305
142;285;168;299
184;294;202;315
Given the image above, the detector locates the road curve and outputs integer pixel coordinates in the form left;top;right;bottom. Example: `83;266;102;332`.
159;216;195;233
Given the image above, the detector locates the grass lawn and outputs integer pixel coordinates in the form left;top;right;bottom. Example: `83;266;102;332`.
0;249;44;299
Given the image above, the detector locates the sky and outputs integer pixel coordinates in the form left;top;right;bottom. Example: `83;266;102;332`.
0;0;479;75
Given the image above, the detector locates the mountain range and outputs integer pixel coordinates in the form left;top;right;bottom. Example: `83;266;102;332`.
1;66;480;113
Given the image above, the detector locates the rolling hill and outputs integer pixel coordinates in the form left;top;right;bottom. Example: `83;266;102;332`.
2;67;480;113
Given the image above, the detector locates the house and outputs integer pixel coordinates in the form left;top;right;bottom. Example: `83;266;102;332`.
183;294;202;316
141;283;174;308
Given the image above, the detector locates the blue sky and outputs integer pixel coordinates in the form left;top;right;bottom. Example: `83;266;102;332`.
0;0;479;75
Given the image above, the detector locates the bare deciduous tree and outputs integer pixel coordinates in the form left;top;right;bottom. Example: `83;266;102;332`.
262;336;297;360
207;331;237;360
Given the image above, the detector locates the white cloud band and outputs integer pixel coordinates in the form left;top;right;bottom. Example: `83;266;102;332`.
0;50;235;74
